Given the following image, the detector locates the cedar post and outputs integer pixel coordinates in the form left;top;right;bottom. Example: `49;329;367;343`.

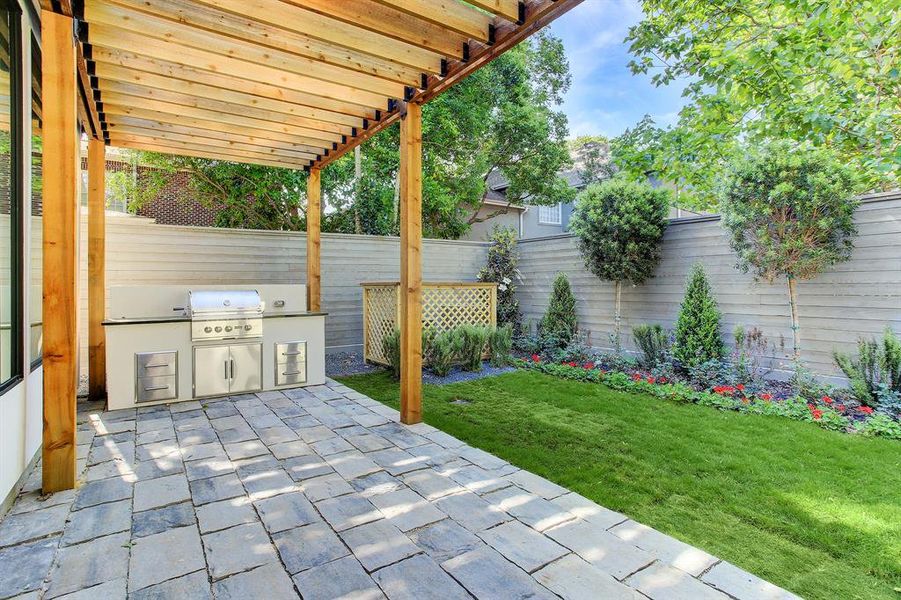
87;138;106;400
399;102;422;424
306;167;321;312
41;10;79;492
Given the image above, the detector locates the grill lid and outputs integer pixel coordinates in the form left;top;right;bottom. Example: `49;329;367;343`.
189;289;263;317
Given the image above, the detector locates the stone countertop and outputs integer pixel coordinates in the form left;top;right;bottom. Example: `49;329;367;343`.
102;311;328;326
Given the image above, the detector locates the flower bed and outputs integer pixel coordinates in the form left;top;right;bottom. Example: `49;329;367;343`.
517;357;901;440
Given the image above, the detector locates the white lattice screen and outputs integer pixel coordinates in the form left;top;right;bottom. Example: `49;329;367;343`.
362;282;497;365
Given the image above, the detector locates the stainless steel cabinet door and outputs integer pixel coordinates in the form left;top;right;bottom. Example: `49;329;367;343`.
193;345;230;398
229;343;262;394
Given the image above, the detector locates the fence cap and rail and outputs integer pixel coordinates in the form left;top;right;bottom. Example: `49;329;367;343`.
361;282;497;365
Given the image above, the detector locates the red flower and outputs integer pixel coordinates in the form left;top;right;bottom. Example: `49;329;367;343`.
807;403;815;410
583;362;595;370
811;409;823;420
736;384;745;392
860;406;874;415
531;354;540;363
567;361;578;368
741;397;750;404
835;403;845;412
658;377;668;384
631;373;642;382
822;396;833;404
646;376;655;384
759;393;772;402
713;385;735;395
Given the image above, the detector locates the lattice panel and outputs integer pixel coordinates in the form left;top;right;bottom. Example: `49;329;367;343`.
362;283;496;365
364;285;398;364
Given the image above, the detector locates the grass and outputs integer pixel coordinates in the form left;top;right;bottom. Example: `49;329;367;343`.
337;370;901;600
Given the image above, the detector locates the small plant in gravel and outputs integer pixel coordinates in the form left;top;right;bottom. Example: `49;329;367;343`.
539;272;578;349
457;325;490;372
428;329;459;377
488;324;514;367
673;264;725;369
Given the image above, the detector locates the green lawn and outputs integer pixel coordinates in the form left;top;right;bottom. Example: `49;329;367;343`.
337;370;901;600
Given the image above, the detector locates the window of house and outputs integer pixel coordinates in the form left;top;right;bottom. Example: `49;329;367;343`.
538;203;562;225
30;33;41;367
0;0;22;387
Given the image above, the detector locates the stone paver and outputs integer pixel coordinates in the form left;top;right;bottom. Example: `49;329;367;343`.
0;378;796;600
372;553;471;600
128;526;206;593
293;556;384;600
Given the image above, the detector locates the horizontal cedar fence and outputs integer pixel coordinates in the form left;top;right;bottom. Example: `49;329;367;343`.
73;213;489;379
514;192;901;380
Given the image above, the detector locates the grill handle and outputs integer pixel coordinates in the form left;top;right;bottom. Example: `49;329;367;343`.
230;358;235;380
143;385;170;392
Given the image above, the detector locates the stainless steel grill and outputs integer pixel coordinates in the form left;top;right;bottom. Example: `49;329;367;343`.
189;289;263;341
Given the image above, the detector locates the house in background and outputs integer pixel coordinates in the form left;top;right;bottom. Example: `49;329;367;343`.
462;140;708;241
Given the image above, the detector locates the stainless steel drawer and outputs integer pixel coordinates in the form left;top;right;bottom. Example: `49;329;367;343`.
276;363;307;386
136;351;177;378
275;341;307;364
136;375;178;403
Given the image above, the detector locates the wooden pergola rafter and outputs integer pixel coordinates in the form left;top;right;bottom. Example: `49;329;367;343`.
39;0;584;492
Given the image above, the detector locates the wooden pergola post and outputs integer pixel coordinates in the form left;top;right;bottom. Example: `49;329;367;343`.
306;167;321;312
42;10;79;492
87;138;106;400
399;101;422;424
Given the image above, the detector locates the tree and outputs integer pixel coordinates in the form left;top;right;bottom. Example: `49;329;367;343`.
478;226;523;333
619;0;898;206
673;264;725;368
568;135;614;186
569;179;669;352
540;272;578;347
720;141;857;360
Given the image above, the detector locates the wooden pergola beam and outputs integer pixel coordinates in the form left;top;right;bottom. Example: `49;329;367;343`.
306;169;322;312
87;138;106;401
108;126;321;160
399;101;423;424
109;133;318;163
467;0;522;22
42;9;79;492
370;0;494;40
109;138;310;170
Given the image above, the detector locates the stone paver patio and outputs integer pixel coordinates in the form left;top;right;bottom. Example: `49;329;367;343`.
0;379;798;599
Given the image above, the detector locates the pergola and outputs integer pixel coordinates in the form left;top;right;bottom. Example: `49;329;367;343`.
40;0;583;491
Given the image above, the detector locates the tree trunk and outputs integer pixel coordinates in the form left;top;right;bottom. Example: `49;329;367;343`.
353;146;362;234
787;275;801;361
613;280;622;354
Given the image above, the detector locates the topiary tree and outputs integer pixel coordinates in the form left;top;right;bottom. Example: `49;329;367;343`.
720;141;857;360
478;226;522;332
673;264;724;368
570;179;669;352
540;272;578;347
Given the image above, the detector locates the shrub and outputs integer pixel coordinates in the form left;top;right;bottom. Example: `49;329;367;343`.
539;272;578;348
478;226;523;332
488;325;513;368
720;141;857;359
687;358;733;390
428;329;458;377
732;325;779;387
632;324;669;368
833;327;901;408
382;328;401;380
552;335;596;365
570;179;669;352
456;325;490;372
673;264;724;368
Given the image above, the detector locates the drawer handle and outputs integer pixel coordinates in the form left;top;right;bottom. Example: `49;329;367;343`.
281;351;304;356
143;363;170;369
143;385;171;391
281;370;304;376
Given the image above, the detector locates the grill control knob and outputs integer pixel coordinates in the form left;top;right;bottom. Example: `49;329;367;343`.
244;324;253;331
204;326;212;333
225;326;233;332
214;326;222;333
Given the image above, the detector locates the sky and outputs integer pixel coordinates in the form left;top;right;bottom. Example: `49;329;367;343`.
547;0;687;139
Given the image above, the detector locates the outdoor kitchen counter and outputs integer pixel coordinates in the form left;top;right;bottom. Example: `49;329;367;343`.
102;311;328;326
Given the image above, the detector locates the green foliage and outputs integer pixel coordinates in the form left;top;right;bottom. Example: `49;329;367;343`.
539;273;578;348
382;329;401;380
833;328;901;408
632;324;670;368
720;141;858;282
488;325;513;368
857;412;901;440
456;325;490;372
569;135;614;186
570;179;670;286
478;226;522;331
673;264;724;368
426;329;458;377
619;1;899;205
732;325;779;388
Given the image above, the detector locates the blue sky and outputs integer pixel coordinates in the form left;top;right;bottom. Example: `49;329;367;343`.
547;0;687;139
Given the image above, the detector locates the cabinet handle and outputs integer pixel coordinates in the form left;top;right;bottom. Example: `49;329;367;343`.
224;361;229;380
143;385;170;392
282;370;303;376
281;351;304;356
230;358;235;379
143;363;169;369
